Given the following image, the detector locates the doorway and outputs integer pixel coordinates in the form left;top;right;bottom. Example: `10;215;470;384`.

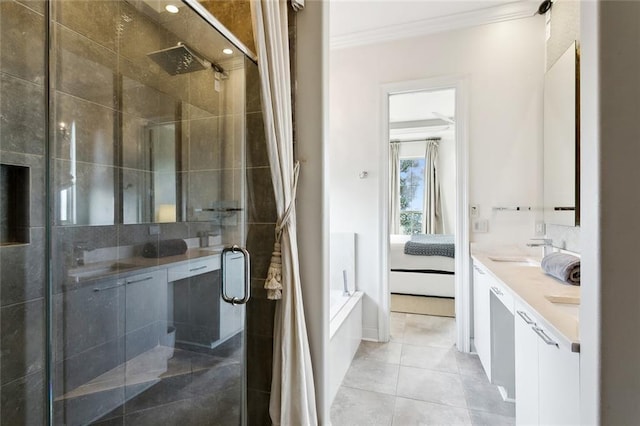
379;77;470;352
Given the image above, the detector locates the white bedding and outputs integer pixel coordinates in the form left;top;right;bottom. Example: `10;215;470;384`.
389;234;455;298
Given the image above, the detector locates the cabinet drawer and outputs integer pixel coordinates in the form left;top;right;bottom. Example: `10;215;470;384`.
167;256;220;282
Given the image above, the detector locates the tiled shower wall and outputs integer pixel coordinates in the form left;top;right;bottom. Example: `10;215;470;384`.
244;5;299;424
244;58;277;425
0;0;278;424
0;0;47;423
49;4;248;422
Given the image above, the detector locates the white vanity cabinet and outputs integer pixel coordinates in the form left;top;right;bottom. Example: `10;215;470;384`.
515;304;541;425
473;262;492;379
474;259;516;399
515;300;580;425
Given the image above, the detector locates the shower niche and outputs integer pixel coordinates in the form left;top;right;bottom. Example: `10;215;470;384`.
0;163;30;245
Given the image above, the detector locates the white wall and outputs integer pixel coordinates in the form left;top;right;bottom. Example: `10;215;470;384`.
329;17;546;339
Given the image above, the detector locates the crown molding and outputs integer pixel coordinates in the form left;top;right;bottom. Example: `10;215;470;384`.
330;1;539;50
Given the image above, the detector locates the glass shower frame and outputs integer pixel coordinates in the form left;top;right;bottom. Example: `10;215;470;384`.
42;0;255;424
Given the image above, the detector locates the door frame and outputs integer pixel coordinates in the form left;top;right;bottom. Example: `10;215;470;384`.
378;75;471;352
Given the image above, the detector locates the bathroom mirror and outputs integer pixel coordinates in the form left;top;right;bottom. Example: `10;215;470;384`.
53;1;241;228
122;122;180;224
543;41;580;226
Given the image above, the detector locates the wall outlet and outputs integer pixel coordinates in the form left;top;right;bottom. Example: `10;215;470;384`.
470;205;479;218
535;221;546;236
148;225;161;235
473;219;489;233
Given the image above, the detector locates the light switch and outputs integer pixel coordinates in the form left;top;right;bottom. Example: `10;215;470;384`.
473;219;489;233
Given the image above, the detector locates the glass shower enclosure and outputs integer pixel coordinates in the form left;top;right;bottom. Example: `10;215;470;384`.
0;0;256;424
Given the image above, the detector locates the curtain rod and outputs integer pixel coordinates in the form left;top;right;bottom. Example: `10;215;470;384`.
390;137;442;144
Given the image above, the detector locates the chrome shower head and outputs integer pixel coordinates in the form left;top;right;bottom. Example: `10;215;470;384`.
147;42;211;75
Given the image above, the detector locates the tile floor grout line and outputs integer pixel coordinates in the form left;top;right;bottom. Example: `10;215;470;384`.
394;392;470;411
339;383;397;398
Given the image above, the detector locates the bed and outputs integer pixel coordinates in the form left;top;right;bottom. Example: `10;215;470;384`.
389;234;455;316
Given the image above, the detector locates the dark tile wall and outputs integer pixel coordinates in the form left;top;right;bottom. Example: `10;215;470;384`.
0;0;275;424
244;57;277;426
243;6;297;424
49;2;249;423
0;0;47;423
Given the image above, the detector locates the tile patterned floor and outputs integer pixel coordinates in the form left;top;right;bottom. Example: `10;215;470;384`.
331;313;515;426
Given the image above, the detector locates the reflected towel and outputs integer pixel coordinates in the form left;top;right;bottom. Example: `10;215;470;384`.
541;252;580;285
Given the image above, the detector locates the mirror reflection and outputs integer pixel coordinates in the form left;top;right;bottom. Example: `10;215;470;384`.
543;41;580;226
53;0;245;226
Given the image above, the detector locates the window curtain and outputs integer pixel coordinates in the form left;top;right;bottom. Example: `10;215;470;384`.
250;1;318;425
422;140;444;234
389;143;401;234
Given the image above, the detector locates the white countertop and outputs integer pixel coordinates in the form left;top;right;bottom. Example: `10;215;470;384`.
471;246;580;352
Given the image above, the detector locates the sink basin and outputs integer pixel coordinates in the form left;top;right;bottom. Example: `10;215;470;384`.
68;262;138;281
545;294;580;304
488;256;540;267
545;295;580;318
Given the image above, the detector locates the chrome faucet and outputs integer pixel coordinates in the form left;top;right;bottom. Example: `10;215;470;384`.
342;270;351;297
527;238;553;256
73;241;94;266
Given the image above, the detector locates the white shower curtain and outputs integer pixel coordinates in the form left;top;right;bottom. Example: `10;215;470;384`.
251;1;318;425
389;143;401;234
422;140;444;234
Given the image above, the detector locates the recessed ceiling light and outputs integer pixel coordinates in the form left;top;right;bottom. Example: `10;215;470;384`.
222;48;233;55
165;4;179;13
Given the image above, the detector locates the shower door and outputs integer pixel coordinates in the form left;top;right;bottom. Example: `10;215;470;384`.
50;1;251;424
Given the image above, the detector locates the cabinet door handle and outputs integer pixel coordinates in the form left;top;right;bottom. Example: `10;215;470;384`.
189;265;208;272
474;265;485;275
490;286;503;296
126;276;153;285
533;326;558;347
93;282;124;292
517;310;535;324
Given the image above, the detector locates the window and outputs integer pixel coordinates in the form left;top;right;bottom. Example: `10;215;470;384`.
399;158;425;234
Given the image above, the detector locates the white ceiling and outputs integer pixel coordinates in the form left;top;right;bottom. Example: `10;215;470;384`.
389;89;456;140
329;0;537;49
389;89;455;122
330;0;516;36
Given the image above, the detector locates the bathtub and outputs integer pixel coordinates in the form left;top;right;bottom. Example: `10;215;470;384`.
329;290;363;405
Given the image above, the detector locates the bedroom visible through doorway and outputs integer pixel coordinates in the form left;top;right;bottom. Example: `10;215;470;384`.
387;88;457;318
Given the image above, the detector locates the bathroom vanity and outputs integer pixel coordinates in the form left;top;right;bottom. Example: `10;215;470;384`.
58;246;247;425
471;248;580;425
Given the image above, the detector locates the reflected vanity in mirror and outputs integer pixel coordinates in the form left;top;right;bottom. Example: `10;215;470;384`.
543;41;580;226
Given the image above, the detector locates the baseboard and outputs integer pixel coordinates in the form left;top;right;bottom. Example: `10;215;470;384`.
362;327;379;341
391;294;455;317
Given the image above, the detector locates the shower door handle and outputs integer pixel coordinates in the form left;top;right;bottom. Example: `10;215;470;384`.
221;245;251;305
